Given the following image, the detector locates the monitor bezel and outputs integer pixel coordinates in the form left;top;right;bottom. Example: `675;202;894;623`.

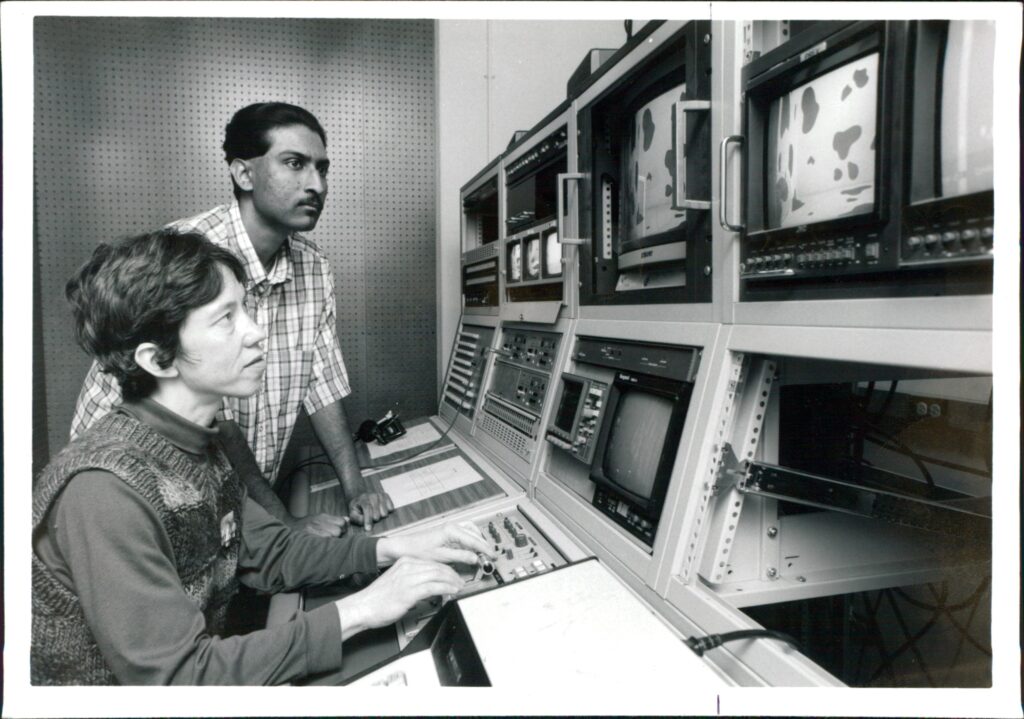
576;20;712;306
505;238;523;284
541;227;564;279
523;235;542;281
901;19;995;254
588;370;693;518
616;72;691;256
743;21;895;243
549;373;588;439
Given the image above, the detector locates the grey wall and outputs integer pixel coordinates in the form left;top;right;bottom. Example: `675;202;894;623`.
34;17;437;464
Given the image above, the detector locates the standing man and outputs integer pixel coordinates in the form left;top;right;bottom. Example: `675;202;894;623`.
71;102;393;534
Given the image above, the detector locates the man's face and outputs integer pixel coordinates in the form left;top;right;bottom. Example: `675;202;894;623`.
247;124;330;234
173;265;267;404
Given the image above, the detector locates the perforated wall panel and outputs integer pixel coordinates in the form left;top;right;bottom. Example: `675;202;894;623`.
34;17;436;459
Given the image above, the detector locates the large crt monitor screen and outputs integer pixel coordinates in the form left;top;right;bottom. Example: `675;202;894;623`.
601;388;674;501
741;20;994;300
622;83;688;250
766;53;879;230
938;22;995;199
577;20;712;306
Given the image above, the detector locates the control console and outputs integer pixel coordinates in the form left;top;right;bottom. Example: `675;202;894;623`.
478;328;562;461
396;508;565;648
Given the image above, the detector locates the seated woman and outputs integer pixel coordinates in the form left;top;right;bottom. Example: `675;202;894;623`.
32;229;493;685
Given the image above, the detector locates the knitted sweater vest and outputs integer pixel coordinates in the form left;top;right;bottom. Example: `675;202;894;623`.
31;411;243;685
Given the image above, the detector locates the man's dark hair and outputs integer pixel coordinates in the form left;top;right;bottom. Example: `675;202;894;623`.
65;229;246;401
222;102;327;198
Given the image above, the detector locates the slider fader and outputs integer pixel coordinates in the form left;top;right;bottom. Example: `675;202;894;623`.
396;508;566;647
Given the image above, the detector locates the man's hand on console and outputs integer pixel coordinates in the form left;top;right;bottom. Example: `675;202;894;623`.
348;491;395;532
289;512;350;537
333;557;464;639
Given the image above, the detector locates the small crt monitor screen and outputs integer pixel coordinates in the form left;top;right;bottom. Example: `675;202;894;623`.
940;21;995;197
554;378;584;433
508;241;522;282
622;84;688;247
601;388;674;501
766;52;879;230
543;229;562;277
525;236;542;280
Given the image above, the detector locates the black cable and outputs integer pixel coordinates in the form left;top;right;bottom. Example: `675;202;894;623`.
853;589;890;685
946;576;993;678
983;388;993;473
874;587;940;687
876;379;899;418
685;629;800;657
860;420;936;489
891;581;948;613
290;459;333;474
852;381;876;466
278;359;476;483
854;574;992;687
360;313;495;471
290;454;328;472
279;314;494;485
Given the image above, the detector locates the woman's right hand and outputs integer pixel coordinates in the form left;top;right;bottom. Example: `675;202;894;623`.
333;557;464;640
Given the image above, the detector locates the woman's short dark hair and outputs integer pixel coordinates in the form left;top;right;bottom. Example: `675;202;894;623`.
65;229;246;401
222;102;327;198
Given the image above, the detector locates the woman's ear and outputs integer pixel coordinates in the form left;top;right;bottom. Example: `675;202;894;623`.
134;343;179;380
229;158;255;193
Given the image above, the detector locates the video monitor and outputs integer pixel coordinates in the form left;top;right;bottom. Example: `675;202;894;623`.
542;228;562;278
462;176;499;248
742;20;994;299
525;236;542;281
939;24;994;197
599;387;675;504
766;52;879;230
577;20;712;306
552;377;584;434
621;83;688;252
507;241;522;282
589;370;692;530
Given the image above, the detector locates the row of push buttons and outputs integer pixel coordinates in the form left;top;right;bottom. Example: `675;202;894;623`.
906;226;993;254
745;253;794;272
796;246;857;265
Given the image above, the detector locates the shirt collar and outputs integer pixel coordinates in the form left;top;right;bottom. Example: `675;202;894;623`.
227;200;294;291
119;397;220;456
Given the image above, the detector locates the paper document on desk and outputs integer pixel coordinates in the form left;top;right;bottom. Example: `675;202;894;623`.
367;422;443;460
380;456;483;508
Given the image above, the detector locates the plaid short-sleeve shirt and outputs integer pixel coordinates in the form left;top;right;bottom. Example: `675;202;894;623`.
70;202;351;485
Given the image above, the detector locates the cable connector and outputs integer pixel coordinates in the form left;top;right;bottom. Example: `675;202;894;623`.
685;629;800;657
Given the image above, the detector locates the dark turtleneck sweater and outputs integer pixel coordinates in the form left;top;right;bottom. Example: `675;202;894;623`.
32;397;379;685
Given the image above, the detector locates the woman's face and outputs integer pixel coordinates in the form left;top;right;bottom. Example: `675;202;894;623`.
172;265;267;404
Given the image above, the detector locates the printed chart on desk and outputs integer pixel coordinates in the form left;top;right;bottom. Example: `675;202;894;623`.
379;456;484;509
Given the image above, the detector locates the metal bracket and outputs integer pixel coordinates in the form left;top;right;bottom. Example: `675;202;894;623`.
695;356;777;585
742;462;991;542
710;443;749;496
672;100;712;212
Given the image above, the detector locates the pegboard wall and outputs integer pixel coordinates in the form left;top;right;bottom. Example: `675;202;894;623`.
34;17;437;462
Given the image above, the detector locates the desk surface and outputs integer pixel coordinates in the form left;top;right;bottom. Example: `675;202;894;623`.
458;558;728;688
348;559;728;692
304;417;507;535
